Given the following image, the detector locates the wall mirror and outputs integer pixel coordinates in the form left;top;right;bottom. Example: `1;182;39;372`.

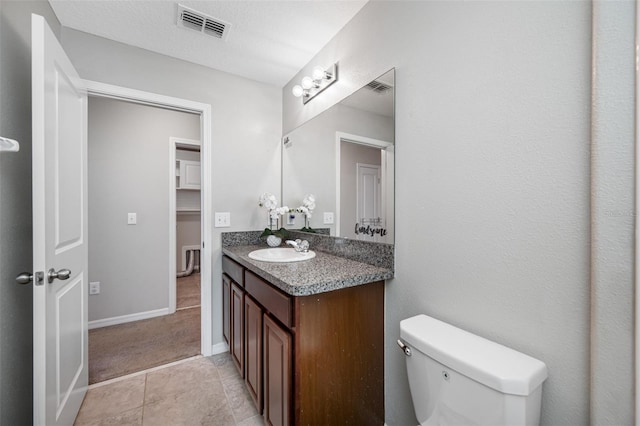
282;68;395;243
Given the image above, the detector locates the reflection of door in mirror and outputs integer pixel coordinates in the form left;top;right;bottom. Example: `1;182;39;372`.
356;163;381;241
337;134;393;243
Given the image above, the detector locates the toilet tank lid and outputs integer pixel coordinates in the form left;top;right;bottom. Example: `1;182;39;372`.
400;314;548;396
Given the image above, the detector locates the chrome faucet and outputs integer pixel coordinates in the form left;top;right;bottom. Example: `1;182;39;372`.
286;239;309;253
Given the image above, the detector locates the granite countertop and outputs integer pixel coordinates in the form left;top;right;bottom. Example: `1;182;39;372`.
222;245;394;297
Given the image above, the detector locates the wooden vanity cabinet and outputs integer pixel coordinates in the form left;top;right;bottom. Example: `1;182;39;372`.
222;274;230;344
231;282;245;376
293;281;384;425
244;295;263;412
222;255;384;425
223;256;246;376
263;313;291;426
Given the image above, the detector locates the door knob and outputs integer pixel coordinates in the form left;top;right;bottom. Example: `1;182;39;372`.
16;272;33;285
47;268;71;284
16;271;45;286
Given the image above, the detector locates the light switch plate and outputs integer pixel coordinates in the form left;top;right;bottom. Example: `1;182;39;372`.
323;212;334;224
215;212;231;228
127;213;137;225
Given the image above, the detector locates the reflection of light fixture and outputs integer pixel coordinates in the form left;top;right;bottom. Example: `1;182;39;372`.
301;76;315;89
291;63;338;105
312;66;326;80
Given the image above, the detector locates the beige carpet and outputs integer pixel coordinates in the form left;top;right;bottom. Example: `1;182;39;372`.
89;274;201;384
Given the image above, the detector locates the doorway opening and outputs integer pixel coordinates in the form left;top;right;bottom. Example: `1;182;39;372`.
84;81;213;384
171;137;202;315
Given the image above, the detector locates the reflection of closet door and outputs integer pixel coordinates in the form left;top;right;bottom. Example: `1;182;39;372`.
356;163;381;238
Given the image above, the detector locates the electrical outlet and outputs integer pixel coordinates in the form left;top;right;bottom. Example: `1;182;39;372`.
287;213;296;226
323;212;334;224
89;281;100;295
214;212;231;227
127;212;137;225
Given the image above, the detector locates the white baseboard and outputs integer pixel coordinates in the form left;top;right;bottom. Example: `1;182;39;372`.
88;308;170;330
211;341;229;355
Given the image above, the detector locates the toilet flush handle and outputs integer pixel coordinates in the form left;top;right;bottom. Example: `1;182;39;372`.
396;339;411;356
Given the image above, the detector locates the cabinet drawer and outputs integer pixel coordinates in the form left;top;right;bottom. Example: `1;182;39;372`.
245;271;292;328
223;256;244;286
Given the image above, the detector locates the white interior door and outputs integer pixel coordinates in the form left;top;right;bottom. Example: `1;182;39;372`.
32;14;88;425
356;163;381;240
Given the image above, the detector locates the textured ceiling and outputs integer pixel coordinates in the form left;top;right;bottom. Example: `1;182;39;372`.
48;0;368;87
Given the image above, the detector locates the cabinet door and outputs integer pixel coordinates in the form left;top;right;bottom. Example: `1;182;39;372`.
244;296;263;412
178;160;201;190
222;274;230;344
263;314;291;426
231;282;244;376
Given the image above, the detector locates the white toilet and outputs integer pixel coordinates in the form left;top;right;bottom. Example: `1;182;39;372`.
399;314;548;426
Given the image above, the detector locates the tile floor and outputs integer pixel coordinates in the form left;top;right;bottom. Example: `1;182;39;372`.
75;353;263;426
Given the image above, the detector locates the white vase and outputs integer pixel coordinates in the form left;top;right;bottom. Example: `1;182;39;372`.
266;235;282;247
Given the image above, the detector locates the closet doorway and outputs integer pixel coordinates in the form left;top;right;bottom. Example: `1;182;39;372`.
172;138;202;316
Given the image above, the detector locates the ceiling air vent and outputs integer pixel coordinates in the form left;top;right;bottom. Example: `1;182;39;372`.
177;4;231;40
365;80;393;94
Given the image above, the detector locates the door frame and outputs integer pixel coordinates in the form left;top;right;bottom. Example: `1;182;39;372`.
335;131;392;236
84;80;213;356
636;0;640;421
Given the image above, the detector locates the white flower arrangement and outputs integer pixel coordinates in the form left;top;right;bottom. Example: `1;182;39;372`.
295;194;316;231
258;193;288;238
258;193;278;210
271;206;289;220
258;193;317;235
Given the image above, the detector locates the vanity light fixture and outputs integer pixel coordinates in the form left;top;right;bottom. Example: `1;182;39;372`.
291;63;338;105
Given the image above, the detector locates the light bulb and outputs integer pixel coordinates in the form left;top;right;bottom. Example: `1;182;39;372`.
301;76;314;90
292;85;304;97
312;66;326;80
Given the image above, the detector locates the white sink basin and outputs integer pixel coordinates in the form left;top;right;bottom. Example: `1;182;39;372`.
248;247;316;263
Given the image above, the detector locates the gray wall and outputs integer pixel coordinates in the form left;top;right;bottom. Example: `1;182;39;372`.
61;28;282;345
590;1;635;424
88;96;200;322
283;1;594;424
177;214;201;270
0;1;61;423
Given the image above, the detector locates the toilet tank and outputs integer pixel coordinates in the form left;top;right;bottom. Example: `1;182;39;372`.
400;315;548;426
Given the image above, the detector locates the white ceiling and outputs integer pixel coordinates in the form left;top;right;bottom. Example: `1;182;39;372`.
48;0;368;87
